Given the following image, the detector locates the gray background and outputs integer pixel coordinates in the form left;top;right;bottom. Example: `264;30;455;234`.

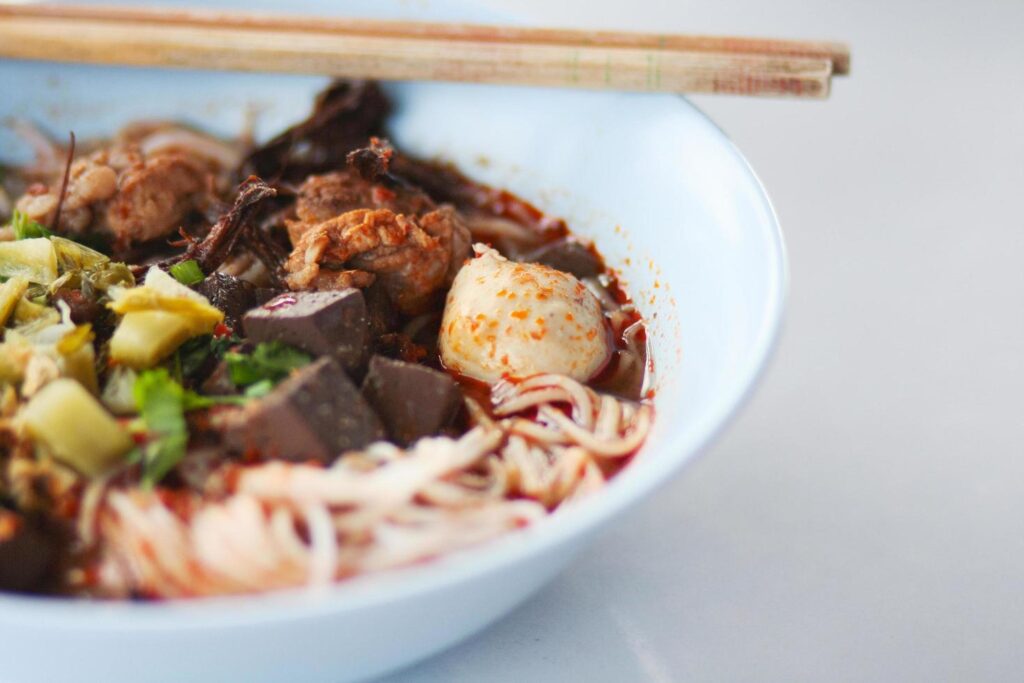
384;0;1024;680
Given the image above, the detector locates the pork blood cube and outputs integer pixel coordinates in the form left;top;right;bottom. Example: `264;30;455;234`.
222;357;384;462
361;355;462;446
242;289;369;372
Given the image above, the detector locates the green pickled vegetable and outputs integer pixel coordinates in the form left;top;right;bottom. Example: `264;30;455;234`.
51;236;108;272
82;262;134;294
55;323;94;356
107;267;224;368
0;343;29;384
0;237;58;284
108;268;222;324
109;310;201;369
20;378;132;477
56;324;98;394
101;366;138;415
0;276;28;326
13;297;57;325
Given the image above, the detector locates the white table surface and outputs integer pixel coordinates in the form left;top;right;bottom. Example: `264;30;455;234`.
381;0;1024;680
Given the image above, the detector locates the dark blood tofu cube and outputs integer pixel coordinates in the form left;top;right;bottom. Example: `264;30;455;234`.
223;357;384;463
242;289;369;372
253;287;284;306
361;355;462;446
523;239;602;279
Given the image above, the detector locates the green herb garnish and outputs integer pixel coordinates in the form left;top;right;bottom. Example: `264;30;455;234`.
130;343;308;486
133;368;193;488
133;368;247;487
225;341;311;389
169;259;204;286
174;334;237;382
10;211;53;240
176;337;205;382
242;378;275;398
8;211;111;254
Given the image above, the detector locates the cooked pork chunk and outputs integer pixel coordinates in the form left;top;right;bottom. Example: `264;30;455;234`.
14;127;229;248
284;205;469;314
282;142;471;314
286;170;435;244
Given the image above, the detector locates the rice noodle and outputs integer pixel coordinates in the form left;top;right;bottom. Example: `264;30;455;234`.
77;475;112;549
582;276;621;312
494;373;651;458
93;373;650;598
463;214;540;245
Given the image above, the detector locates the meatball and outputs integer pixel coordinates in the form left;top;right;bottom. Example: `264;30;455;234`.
439;245;611;383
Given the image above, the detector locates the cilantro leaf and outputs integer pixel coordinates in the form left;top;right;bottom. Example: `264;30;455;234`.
132;368;246;487
133;368;190;488
133;343;309;486
225;341;310;388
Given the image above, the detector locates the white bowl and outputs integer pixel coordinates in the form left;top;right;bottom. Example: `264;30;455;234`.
0;3;786;681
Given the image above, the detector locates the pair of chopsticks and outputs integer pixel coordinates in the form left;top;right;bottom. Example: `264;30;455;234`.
0;4;849;98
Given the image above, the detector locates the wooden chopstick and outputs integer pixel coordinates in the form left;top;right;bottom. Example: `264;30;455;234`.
0;4;849;99
0;4;850;76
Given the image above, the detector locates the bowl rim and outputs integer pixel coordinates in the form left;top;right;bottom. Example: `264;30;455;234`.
0;90;788;630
